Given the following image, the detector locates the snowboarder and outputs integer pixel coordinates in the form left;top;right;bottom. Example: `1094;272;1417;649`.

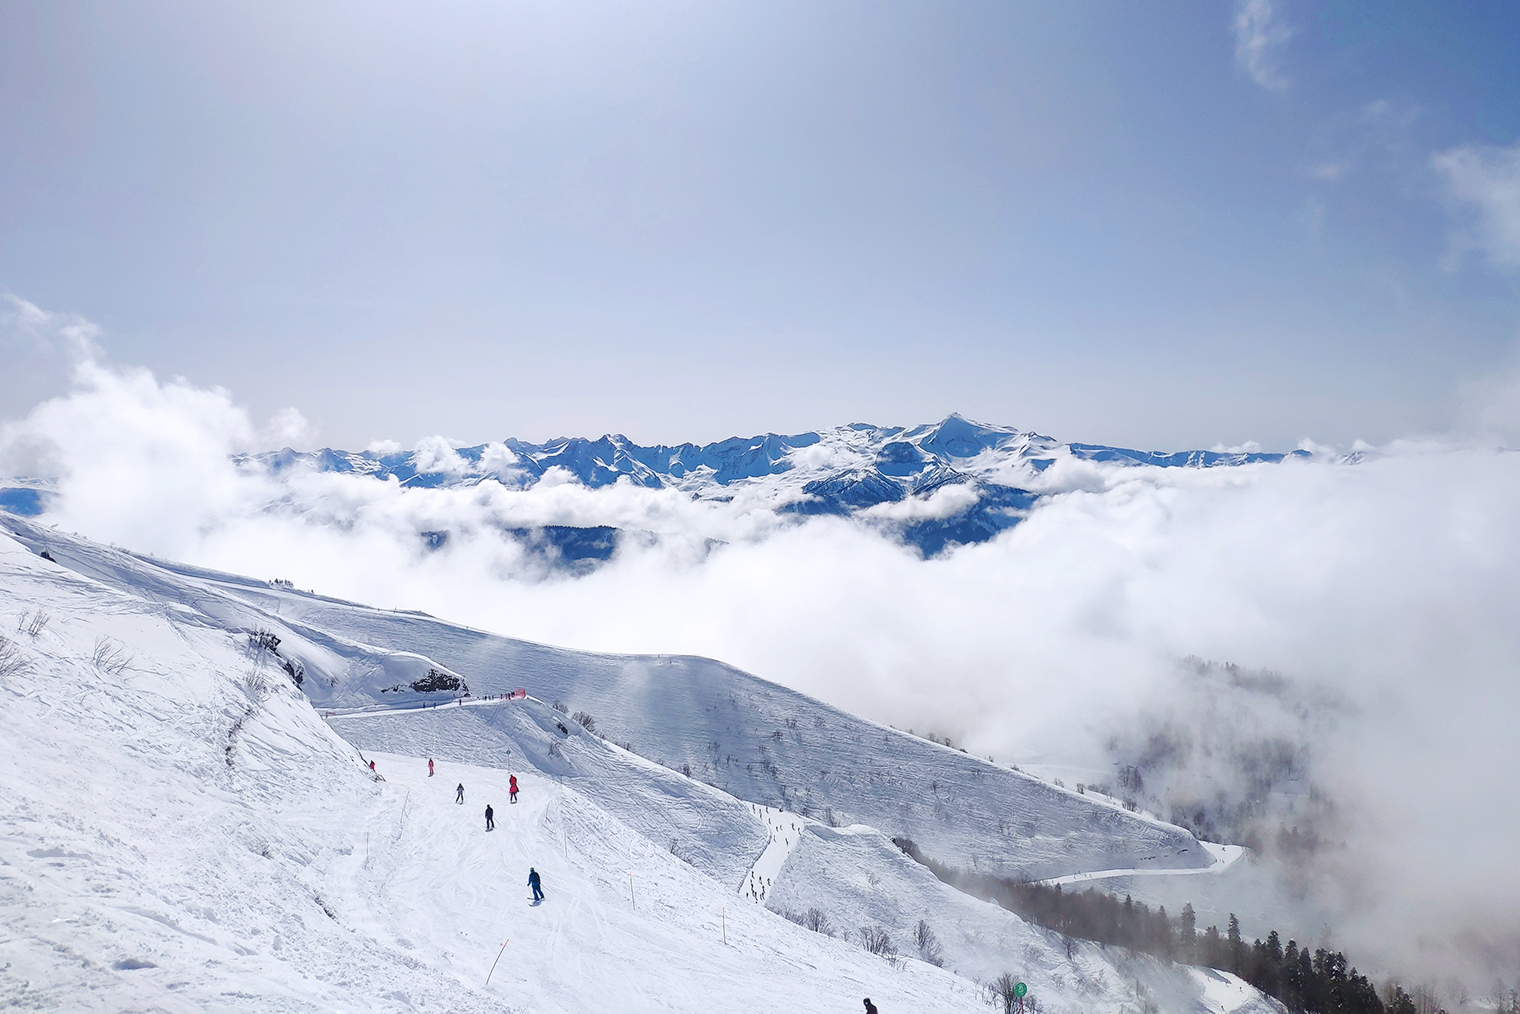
528;867;543;903
509;775;519;804
485;805;494;831
864;1000;878;1014
456;783;465;804
428;758;434;777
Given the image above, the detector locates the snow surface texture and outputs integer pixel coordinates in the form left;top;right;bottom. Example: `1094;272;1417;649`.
2;512;1209;884
233;414;1311;558
0;522;1284;1013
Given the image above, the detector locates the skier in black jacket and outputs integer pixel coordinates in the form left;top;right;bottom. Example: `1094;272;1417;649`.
456;783;465;804
863;999;879;1014
528;867;543;903
485;805;494;831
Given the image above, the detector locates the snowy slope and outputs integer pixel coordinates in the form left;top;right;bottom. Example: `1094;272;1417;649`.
0;526;1283;1014
2;512;1211;884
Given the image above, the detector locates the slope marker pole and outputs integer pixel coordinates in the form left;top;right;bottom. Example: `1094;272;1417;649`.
485;940;509;986
721;907;727;945
629;872;636;910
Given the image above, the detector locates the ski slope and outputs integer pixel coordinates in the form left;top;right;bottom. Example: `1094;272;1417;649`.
1;512;1212;885
741;803;804;904
0;520;1282;1013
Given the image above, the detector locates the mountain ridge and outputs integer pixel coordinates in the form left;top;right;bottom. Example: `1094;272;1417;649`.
241;414;1309;558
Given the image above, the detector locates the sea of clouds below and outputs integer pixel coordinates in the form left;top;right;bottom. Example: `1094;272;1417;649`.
3;303;1520;989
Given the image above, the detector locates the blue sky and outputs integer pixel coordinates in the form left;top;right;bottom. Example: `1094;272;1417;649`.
3;0;1519;450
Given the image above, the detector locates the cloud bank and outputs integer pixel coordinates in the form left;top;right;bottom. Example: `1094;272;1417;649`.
3;309;1520;987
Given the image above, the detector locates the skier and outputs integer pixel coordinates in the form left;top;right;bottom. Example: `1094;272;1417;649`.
369;760;376;772
456;783;465;804
428;758;434;777
528;867;543;903
864;1000;878;1014
485;805;495;831
509;775;519;804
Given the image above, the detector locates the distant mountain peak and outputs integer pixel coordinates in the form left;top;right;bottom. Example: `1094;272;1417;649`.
220;419;1305;561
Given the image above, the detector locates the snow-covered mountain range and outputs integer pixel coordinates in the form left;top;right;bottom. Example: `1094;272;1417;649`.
0;512;1276;1014
246;414;1306;557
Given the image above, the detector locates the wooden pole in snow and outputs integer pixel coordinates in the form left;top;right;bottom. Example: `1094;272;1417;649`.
485;940;509;986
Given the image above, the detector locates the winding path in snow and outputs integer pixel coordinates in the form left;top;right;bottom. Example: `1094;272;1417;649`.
1033;840;1245;888
738;803;804;903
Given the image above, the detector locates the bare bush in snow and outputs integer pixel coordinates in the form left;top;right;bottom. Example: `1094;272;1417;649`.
242;670;273;704
91;636;133;676
0;636;32;680
18;610;50;637
770;906;834;937
916;919;945;966
990;973;1021;1014
248;628;282;657
571;710;597;733
771;905;807;927
859;925;898;965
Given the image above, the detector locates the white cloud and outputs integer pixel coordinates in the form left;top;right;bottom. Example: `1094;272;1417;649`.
263;406;312;448
1434;140;1520;269
1233;0;1292;92
478;441;526;484
410;435;473;478
859;482;981;522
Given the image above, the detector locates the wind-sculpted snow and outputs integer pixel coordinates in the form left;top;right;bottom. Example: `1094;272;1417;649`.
0;516;1277;1013
245;414;1306;557
2;513;1209;885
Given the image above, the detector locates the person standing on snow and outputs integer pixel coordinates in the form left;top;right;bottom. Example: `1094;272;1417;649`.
428;758;434;777
863;999;879;1014
485;805;495;831
369;760;376;772
509;775;519;804
528;867;543;903
456;783;465;804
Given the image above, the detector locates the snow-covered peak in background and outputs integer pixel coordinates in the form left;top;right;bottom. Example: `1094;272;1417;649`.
257;414;1302;491
239;415;1308;558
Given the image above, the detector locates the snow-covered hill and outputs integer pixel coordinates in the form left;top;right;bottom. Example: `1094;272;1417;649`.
2;512;1209;884
0;516;1280;1013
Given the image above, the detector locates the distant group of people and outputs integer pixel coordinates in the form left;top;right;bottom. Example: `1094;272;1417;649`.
425;759;543;903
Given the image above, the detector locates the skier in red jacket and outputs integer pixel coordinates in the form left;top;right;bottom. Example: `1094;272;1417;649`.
428;758;434;777
509;775;519;804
